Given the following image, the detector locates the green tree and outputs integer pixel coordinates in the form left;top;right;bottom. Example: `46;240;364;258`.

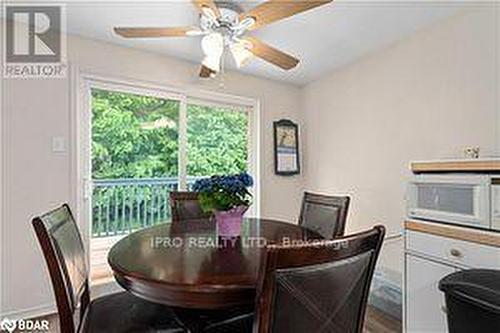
91;89;179;179
92;90;249;179
187;104;248;176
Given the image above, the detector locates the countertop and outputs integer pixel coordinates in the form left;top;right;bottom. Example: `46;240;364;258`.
411;159;500;173
405;219;500;247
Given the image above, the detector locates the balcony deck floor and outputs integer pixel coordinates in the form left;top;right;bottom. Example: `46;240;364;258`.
90;235;125;285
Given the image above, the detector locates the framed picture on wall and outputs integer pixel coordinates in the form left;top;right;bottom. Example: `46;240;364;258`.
274;119;300;175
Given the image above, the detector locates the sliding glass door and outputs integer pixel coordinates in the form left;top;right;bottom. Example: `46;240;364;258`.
186;101;250;185
88;85;255;240
86;81;256;283
91;88;180;237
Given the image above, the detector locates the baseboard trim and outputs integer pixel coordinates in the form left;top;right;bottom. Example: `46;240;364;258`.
369;293;402;320
0;303;56;321
369;270;402;320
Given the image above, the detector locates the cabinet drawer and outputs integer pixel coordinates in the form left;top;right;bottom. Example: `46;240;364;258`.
406;230;500;269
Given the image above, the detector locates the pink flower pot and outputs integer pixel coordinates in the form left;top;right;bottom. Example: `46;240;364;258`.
215;206;247;237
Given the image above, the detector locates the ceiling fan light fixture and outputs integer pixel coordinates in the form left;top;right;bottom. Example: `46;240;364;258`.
201;33;224;56
230;43;253;68
202;55;221;72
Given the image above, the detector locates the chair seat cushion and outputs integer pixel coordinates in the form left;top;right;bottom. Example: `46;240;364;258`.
85;292;186;333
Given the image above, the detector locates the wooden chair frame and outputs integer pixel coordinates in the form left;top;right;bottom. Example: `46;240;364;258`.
32;204;90;333
254;225;385;333
298;191;351;238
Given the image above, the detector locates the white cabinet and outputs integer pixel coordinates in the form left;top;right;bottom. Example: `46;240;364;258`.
406;230;500;269
405;254;455;333
404;227;500;332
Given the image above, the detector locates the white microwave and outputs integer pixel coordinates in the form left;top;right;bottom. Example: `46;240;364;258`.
407;174;500;231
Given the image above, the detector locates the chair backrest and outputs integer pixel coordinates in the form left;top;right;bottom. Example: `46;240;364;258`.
298;192;350;239
32;204;89;333
254;225;385;333
169;191;212;222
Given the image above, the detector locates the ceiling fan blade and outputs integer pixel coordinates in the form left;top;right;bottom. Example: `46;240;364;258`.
243;37;299;70
199;64;216;78
192;0;221;18
240;0;332;31
114;26;199;38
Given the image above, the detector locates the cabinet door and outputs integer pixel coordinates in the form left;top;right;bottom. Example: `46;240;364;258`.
406;254;456;333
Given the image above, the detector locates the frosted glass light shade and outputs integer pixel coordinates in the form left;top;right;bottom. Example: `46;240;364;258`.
201;33;224;57
202;55;221;72
230;43;253;68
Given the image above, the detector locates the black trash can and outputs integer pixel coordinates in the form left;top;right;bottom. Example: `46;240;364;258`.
438;269;500;333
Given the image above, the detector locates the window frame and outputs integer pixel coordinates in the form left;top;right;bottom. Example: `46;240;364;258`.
185;98;258;216
73;70;260;256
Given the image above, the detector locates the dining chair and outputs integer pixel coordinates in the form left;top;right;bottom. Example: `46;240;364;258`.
298;191;350;239
170;191;212;222
168;192;251;331
204;225;385;333
32;204;187;333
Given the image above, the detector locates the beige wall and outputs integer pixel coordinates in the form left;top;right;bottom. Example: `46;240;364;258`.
1;33;303;317
301;5;499;282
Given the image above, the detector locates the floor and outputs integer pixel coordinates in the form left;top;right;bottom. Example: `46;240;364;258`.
90;235;124;285
28;304;401;333
364;306;402;333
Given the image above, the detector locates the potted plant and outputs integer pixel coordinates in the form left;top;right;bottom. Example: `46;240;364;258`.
193;172;253;237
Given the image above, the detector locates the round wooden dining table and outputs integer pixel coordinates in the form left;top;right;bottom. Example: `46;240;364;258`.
108;218;320;309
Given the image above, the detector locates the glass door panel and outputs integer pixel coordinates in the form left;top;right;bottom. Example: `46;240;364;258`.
91;88;180;237
186;102;249;188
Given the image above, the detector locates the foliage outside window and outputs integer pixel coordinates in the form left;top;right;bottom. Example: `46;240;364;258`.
90;89;250;236
187;104;249;177
92;89;179;179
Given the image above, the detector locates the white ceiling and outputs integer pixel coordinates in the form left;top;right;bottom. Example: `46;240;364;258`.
62;1;467;85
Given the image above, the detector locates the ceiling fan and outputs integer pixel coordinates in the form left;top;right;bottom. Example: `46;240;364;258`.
114;0;332;78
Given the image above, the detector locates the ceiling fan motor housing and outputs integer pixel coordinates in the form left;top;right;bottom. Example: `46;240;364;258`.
200;7;243;40
219;8;241;27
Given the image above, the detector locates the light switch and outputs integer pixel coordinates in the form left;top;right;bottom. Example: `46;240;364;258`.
52;136;66;152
